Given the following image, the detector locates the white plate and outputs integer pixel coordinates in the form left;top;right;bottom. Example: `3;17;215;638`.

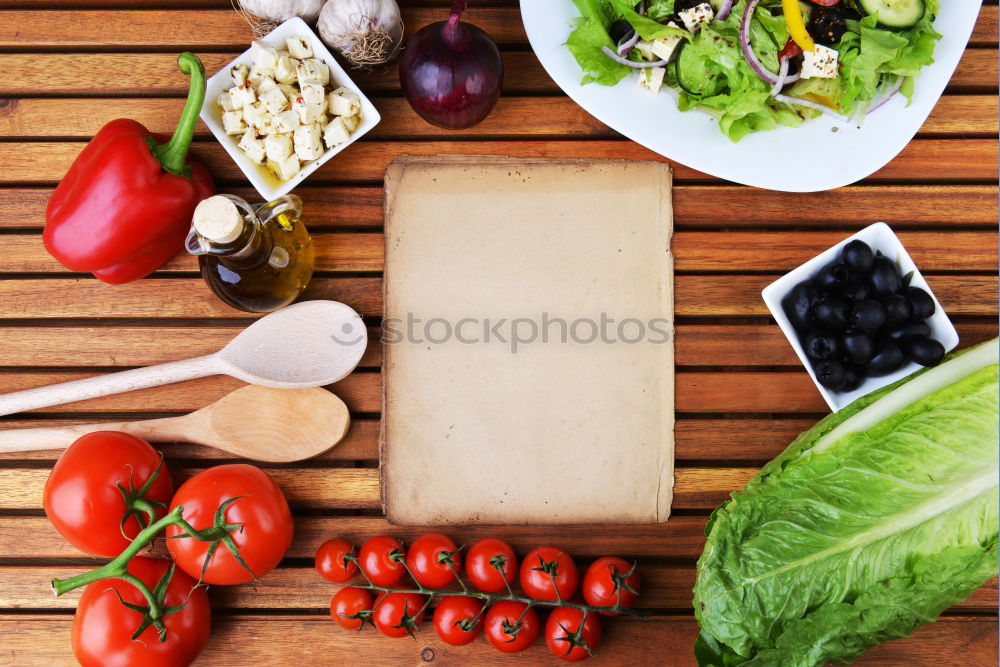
521;2;982;192
200;17;380;201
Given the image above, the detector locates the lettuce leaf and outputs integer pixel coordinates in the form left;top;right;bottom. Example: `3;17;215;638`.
566;0;631;86
694;339;1000;667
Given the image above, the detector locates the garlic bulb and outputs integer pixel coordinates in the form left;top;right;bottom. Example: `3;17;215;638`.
318;0;404;68
237;0;325;24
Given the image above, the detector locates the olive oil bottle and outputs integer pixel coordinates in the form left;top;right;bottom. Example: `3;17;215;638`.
186;194;314;313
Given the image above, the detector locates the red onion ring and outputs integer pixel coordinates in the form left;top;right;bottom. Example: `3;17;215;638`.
716;0;734;21
773;93;847;121
770;56;789;95
617;30;640;56
741;0;790;86
866;76;905;115
601;45;666;68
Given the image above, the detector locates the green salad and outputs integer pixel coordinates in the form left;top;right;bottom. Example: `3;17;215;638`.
567;0;942;141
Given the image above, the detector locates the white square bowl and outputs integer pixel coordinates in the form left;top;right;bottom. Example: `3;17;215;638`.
762;222;959;412
200;16;380;200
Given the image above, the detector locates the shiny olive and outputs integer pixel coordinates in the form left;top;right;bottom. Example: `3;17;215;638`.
841;331;875;365
783;282;819;332
839;280;870;302
900;335;945;367
868;341;906;376
608;19;635;46
905;286;935;321
809;4;848;46
840;365;865;392
814;359;847;390
869;257;901;296
850;299;886;331
841;240;874;275
814;297;850;331
815;263;852;292
803;330;839;360
880;294;911;328
886;321;931;341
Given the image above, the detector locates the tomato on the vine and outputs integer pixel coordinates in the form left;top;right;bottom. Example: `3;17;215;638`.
358;535;406;587
466;537;517;593
407;532;461;589
520;547;578;602
432;595;483;646
372;592;426;638
316;538;358;584
166;464;293;585
44;431;173;558
72;557;210;667
545;607;602;662
330;586;373;630
582;556;639;613
483;600;540;653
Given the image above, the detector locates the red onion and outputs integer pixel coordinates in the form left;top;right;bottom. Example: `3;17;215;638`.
866;76;905;115
773;93;847;121
398;0;503;129
769;56;801;95
740;0;779;85
601;45;666;68
716;0;734;21
617;30;640;56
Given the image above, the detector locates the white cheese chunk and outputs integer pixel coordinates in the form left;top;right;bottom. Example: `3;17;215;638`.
217;91;236;112
272;109;301;134
300;79;326;106
341;112;361;133
249;41;279;73
247;64;267;88
264;133;293;162
275;55;299;84
293;97;326;125
222;110;247;135
297;58;330;87
649;23;683;61
323;116;351;148
800;44;839;79
238;129;266;164
637;66;666;94
679;3;714;33
228;84;256;111
269;154;300;181
259;86;289;115
293;123;325;161
286;36;313;59
230;63;249;87
256;76;278;94
327;87;361;117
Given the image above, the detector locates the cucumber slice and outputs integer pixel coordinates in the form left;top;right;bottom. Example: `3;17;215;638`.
674;42;723;97
857;0;925;29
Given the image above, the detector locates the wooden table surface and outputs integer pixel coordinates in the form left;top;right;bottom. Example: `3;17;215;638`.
0;1;996;665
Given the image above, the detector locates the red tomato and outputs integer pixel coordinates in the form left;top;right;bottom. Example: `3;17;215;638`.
44;431;173;558
483;600;540;653
779;38;804;60
316;538;358;583
166;464;293;585
358;535;406;587
407;533;461;589
432;595;484;646
582;556;640;614
372;592;427;638
545;607;602;662
466;538;518;593
520;547;578;602
72;557;210;667
330;586;374;630
809;0;841;5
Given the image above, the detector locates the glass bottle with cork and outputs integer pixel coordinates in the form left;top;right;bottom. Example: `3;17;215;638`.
186;194;314;313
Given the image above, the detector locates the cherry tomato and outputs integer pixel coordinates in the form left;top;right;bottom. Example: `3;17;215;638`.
466;537;517;593
809;0;841;6
483;600;540;653
166;464;293;585
778;37;804;60
407;532;461;589
373;592;426;638
433;595;484;646
72;557;210;667
358;535;406;587
545;607;602;662
44;431;173;558
316;538;358;584
582;556;639;614
330;586;373;630
519;547;578;602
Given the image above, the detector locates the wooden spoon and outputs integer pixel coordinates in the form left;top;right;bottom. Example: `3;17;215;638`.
0;385;351;463
0;300;367;417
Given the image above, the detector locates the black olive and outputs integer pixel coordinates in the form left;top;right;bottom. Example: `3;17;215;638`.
880;294;911;328
674;0;705;11
840;365;865;392
868;341;906;376
839;279;870;302
905;286;935;321
783;282;819;332
814;297;851;330
900;335;945;367
869;257;901;296
815;262;852;292
841;331;875;365
814;359;847;390
608;19;636;46
809;4;848;46
886;321;932;341
850;299;886;331
841;240;874;275
803;330;839;360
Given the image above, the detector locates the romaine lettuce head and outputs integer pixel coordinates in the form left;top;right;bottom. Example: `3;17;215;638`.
694;339;1000;667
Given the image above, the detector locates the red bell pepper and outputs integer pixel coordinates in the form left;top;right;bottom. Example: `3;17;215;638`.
44;52;215;284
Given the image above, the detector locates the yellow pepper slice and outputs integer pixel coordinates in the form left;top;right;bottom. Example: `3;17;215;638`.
782;0;815;52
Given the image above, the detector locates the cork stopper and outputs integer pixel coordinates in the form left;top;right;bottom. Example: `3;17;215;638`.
193;195;245;244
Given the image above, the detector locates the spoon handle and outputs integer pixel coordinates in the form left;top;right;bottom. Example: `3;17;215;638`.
0;355;220;418
0;416;192;453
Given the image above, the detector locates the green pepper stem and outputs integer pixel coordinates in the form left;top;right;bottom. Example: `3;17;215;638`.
152;52;206;180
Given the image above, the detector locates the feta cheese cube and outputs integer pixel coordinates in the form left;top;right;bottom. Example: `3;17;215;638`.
327;87;361;117
800;44;839;79
228;84;256;111
222;110;247;135
278;83;299;104
217;90;236;112
293;123;325;161
247;64;266;87
256;76;278;94
341;112;361;133
275;55;299;84
293;97;326;125
638;66;666;94
238;129;266;164
300;79;326;106
249;41;279;73
230;63;249;87
679;3;714;33
286;36;313;59
649;23;683;61
259;86;289;115
272;109;300;134
269;154;300;181
297;58;330;86
323;116;351;148
264;133;294;162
